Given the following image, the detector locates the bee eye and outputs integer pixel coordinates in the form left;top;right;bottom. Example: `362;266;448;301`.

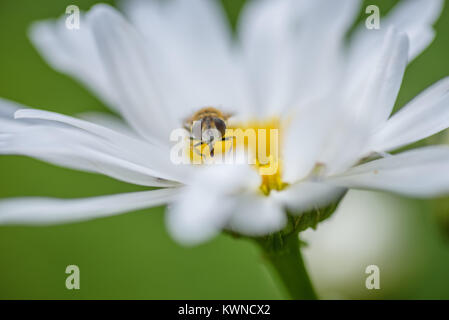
214;118;226;138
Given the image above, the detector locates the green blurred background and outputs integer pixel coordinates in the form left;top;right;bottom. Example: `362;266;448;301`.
0;0;449;299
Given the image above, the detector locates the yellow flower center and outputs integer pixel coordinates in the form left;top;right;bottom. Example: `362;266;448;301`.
187;118;288;195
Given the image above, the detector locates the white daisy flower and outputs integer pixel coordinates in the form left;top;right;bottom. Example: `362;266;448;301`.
1;0;449;250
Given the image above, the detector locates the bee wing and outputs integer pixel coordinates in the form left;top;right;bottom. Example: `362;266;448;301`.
222;111;234;120
191;119;203;140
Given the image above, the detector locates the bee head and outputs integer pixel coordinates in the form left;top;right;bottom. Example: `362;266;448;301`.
197;117;224;142
212;118;226;138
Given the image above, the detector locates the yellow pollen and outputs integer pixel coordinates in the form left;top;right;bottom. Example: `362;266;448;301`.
187;117;288;195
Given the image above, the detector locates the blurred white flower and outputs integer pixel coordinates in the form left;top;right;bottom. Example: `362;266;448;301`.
1;0;449;245
303;190;418;299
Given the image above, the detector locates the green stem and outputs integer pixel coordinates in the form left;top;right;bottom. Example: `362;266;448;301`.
256;231;318;300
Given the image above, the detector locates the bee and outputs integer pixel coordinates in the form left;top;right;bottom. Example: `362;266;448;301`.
184;107;233;157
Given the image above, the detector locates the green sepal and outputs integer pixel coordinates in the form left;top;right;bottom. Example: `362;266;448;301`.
288;194;345;233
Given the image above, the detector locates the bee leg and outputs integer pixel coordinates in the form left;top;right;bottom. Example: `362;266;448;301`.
225;144;233;158
190;137;205;150
193;147;206;158
205;137;216;158
221;136;235;158
194;141;205;148
192;140;207;158
204;141;214;158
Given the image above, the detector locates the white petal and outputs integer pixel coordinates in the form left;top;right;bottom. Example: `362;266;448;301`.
363;30;409;130
238;0;299;113
324;29;409;172
385;0;443;60
0;97;21;118
271;181;346;214
77;111;139;138
14;108;190;184
120;0;252;118
0;99;26;131
0;188;177;225
0;98;54;132
317;100;372;176
287;0;361;112
349;0;442;64
166;186;236;246
347;28;409;132
166;164;261;245
86;4;174;142
239;0;361;114
345;0;442;120
369;77;449;152
122;0;231;57
227;195;286;236
29;16;120;112
3;106;186;187
282;99;337;182
328;146;449;197
0;125;177;187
